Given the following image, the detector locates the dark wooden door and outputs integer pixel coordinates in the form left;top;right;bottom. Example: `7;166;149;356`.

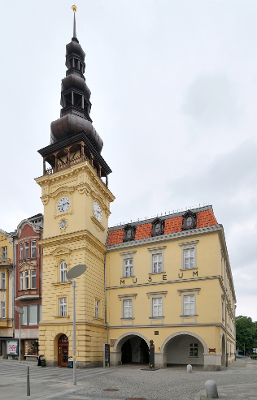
58;344;68;367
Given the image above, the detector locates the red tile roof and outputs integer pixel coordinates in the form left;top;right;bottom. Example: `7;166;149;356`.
107;208;218;246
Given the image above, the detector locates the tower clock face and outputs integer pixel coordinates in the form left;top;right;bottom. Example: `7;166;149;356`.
58;197;70;213
93;202;102;221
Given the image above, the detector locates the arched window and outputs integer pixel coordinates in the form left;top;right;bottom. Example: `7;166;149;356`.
60;262;67;282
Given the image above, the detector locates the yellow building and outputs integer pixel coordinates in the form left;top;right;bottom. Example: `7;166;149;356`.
0;229;14;357
106;207;236;370
35;9;114;367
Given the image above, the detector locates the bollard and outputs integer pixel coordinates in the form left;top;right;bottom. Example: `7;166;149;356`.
187;364;192;373
205;380;219;398
27;366;30;396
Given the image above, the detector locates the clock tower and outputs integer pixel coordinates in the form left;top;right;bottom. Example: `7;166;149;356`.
35;6;115;367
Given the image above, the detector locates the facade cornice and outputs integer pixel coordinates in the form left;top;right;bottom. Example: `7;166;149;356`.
39;229;106;255
107;224;222;251
217;227;236;302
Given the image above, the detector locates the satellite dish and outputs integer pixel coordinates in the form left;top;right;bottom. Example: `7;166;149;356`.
67;264;87;280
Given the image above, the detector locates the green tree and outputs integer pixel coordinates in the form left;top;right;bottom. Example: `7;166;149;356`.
236;316;255;354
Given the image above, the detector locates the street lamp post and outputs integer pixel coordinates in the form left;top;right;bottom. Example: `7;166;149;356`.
66;264;87;386
14;306;24;363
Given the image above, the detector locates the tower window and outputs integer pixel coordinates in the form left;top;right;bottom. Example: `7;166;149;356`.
60;262;67;282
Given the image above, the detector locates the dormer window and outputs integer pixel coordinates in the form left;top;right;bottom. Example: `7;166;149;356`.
123;224;136;242
182;210;197;231
151;218;164;237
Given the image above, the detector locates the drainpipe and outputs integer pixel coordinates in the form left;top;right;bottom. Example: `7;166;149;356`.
224;259;228;367
12;234;16;338
104;254;109;344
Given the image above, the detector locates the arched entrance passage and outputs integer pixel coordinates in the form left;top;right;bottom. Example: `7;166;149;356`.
162;332;207;367
58;334;69;367
114;333;150;365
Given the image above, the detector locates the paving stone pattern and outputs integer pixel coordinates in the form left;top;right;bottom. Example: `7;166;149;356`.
0;358;256;400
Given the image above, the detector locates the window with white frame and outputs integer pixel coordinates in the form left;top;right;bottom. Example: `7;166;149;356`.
123;299;133;318
189;343;198;357
179;241;198;270
2;247;7;260
59;298;67;316
1;272;6;290
21;306;28;325
24;270;29;289
95;300;99;318
24;242;29;259
31;241;36;258
124;259;133;277
31;270;36;289
120;251;136;278
1;301;5;318
20;272;23;290
183;294;195;316
152;254;163;273
152;297;163;317
60;262;67;282
29;305;37;325
20;243;23;260
148;246;166;274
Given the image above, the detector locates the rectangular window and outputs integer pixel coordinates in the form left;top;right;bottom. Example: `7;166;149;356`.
1;273;6;290
95;300;99;318
184;249;195;269
152;254;163;273
31;241;36;258
21;306;28;325
20;272;23;290
20;244;23;260
38;305;42;323
1;301;5;318
24;242;29;259
31;270;36;289
29;305;37;325
152;297;163;317
24;271;29;289
183;294;195;316
124;259;133;277
123;299;133;318
189;343;198;357
60;298;67;317
2;247;7;260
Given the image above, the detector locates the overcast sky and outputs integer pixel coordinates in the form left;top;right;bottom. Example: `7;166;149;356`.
0;1;256;320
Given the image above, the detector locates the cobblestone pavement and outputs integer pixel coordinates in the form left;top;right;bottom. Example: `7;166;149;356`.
0;358;256;400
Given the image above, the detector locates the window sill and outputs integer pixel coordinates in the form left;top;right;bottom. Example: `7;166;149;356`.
54;315;70;319
0;288;6;291
188;356;198;358
149;316;165;319
121;318;134;320
180;268;198;271
121;276;135;279
180;315;198;317
149;272;165;276
93;317;104;321
51;281;70;286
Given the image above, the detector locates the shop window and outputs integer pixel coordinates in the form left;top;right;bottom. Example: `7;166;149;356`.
24;242;29;259
1;272;6;289
60;262;67;282
60;298;67;317
189;343;198;357
1;301;5;318
25;339;38;356
31;241;36;258
31;270;36;289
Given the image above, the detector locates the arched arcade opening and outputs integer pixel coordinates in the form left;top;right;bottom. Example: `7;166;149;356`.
113;333;150;366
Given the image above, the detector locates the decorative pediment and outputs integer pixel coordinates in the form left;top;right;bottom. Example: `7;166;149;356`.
50;246;71;257
18;262;37;271
51;186;75;198
182;210;197;231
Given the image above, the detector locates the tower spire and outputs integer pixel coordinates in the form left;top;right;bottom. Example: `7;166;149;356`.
72;5;78;42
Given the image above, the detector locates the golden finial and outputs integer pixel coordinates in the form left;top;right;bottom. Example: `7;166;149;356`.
72;5;77;12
